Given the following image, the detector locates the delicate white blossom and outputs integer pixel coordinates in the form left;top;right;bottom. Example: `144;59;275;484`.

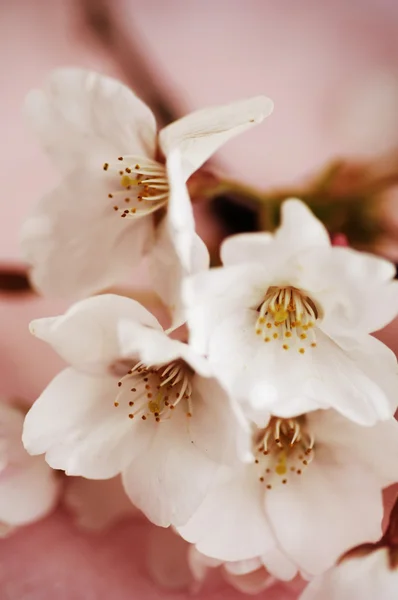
0;402;59;533
21;68;273;304
185;198;398;425
178;409;398;576
300;548;398;600
22;294;250;527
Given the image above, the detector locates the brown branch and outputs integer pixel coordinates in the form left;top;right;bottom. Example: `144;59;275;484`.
76;0;179;127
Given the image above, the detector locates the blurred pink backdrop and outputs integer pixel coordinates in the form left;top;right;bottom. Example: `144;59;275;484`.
1;1;398;597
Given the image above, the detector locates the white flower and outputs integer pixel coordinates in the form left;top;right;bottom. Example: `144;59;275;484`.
185;198;398;425
21;68;273;301
22;294;250;527
300;495;398;600
0;402;59;533
177;409;398;576
300;549;398;600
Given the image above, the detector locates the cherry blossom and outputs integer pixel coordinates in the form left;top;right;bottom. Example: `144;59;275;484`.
185;199;398;425
22;294;250;527
21;68;273;302
178;409;398;576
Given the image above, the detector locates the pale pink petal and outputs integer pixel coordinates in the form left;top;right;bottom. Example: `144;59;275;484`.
23;368;152;478
149;150;209;328
223;557;263;575
265;448;383;576
223;567;276;595
122;408;219;527
188;546;223;586
25;68;157;172
159;96;273;180
221;232;274;266
310;410;398;486
275;199;330;251
261;548;298;581
184;263;269;354
188;374;251;464
30;294;162;372
21;169;153;299
178;466;275;561
317;248;398;335
117;318;211;377
209;310;393;425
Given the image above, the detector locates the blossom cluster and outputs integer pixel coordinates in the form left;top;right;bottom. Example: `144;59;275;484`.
14;69;398;597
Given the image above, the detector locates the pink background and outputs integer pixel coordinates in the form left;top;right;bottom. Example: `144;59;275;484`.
1;1;398;597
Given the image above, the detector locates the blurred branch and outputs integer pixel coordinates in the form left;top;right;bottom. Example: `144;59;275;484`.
0;266;32;295
77;0;178;127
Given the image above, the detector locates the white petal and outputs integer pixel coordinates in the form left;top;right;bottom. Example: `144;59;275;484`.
21;167;153;299
223;567;276;595
224;557;263;576
117;318;211;377
0;458;59;527
276;199;330;251
191;375;252;464
265;449;383;576
221;232;274;266
330;246;396;282
122;408;219;527
122;319;251;473
324;333;398;418
23;368;151;478
149;150;209;328
178;466;275;561
311;409;398;486
300;549;398;600
184;263;269;355
25;68;157;171
188;374;251;465
30;294;162;372
317;247;398;335
159;96;274;180
64;476;139;531
208;310;394;425
188;546;222;584
261;548;298;581
356;280;398;333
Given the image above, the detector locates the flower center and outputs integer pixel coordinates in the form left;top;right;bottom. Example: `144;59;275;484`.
103;155;169;219
113;359;193;422
255;286;318;354
254;416;315;488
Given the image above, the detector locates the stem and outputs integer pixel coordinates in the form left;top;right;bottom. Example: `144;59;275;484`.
385;494;398;547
